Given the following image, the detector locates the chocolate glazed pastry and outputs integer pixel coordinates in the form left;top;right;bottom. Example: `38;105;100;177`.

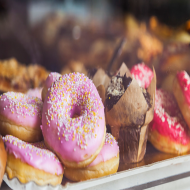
105;63;156;164
0;135;7;186
106;74;132;111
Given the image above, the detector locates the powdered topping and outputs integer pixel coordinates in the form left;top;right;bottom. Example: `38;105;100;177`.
150;89;190;144
44;72;104;150
131;63;153;89
0;92;43;118
88;133;119;167
3;135;63;175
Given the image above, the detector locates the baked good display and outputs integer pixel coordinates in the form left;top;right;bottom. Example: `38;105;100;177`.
105;63;156;163
1;11;190;188
64;133;119;181
148;89;190;154
173;71;190;129
0;135;7;186
3;135;64;186
42;73;106;168
41;72;61;101
0;92;43;142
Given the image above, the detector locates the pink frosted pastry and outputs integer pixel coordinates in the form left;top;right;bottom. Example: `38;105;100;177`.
42;72;61;101
173;71;190;129
3;135;63;186
64;133;119;181
42;73;106;169
131;63;153;88
149;89;190;154
0;92;43;142
26;88;43;99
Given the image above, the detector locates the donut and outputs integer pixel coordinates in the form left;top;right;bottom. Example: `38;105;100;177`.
42;72;106;169
173;71;190;129
130;63;153;88
0;92;43;143
64;133;119;181
148;89;190;154
26;88;43;99
42;72;61;101
0;135;7;186
3;135;64;186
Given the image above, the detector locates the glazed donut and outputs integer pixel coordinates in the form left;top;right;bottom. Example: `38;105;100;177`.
42;72;106;169
173;71;190;129
3;135;64;186
148;89;190;154
0;135;7;186
130;63;153;88
42;72;61;101
26;88;43;99
64;133;119;181
0;92;43;143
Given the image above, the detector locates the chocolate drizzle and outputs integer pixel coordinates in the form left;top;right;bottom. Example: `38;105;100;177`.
106;74;132;111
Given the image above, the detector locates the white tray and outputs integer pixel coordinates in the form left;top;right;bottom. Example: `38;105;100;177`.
3;143;190;190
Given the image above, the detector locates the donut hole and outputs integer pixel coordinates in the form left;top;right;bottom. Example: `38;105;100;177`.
70;106;82;119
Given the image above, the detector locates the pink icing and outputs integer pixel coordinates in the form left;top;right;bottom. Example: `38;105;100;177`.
130;63;153;88
177;71;190;105
3;135;63;175
26;88;43;99
88;133;119;167
149;89;190;145
42;73;105;162
45;72;61;89
0;92;43;128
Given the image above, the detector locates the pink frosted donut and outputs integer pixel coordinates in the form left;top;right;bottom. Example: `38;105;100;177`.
26;88;43;99
130;63;153;88
64;133;119;181
0;92;43;142
173;71;190;129
3;135;63;186
149;89;190;154
42;72;61;101
42;72;106;169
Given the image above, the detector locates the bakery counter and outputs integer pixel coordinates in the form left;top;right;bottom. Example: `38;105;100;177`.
3;142;190;190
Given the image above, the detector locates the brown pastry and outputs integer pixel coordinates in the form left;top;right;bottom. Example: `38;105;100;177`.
0;136;7;186
105;63;156;164
160;43;190;73
0;58;30;93
27;64;49;88
0;58;49;93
